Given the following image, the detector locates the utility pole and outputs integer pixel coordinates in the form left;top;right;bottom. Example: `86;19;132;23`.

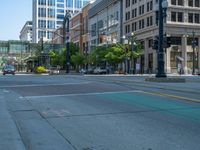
156;0;167;78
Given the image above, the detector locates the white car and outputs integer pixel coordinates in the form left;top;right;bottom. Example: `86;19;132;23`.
93;67;107;74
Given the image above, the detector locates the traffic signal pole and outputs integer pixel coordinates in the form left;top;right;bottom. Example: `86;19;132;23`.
156;0;167;78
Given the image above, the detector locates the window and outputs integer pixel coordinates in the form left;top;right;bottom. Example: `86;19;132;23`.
132;0;137;4
48;0;55;6
57;9;64;13
188;0;193;7
150;16;153;25
48;21;55;29
132;9;137;18
178;12;183;22
74;0;82;8
150;1;153;10
38;0;46;5
148;39;153;48
57;14;64;20
91;23;96;36
171;12;176;22
195;0;200;7
48;8;55;18
195;14;200;23
147;2;150;12
142;5;144;14
126;11;130;21
178;0;183;6
38;31;46;39
171;0;176;5
142;19;144;28
38;8;46;17
126;0;130;8
66;0;73;7
125;24;130;33
147;17;150;26
188;13;194;23
57;3;64;7
132;22;137;31
38;20;46;28
171;37;182;45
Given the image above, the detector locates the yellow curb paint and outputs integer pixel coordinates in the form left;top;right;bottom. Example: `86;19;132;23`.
142;91;200;103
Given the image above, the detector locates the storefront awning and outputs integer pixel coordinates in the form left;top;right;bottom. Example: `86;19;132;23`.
176;56;184;61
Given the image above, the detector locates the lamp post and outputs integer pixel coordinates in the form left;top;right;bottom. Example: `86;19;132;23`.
63;12;71;73
156;0;167;78
123;33;135;74
123;37;129;75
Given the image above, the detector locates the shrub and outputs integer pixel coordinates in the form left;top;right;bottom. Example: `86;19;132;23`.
35;66;46;74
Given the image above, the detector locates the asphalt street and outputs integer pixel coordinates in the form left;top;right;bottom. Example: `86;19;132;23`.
0;74;200;150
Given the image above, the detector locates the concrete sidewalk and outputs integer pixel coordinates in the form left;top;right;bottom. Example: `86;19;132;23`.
0;90;25;150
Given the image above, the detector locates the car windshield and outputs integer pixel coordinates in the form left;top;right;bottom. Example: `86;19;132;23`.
4;65;14;70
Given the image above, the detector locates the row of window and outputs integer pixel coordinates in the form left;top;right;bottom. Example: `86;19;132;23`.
38;31;53;39
38;0;89;9
171;0;200;7
38;20;55;29
125;1;153;21
125;16;153;33
171;12;200;23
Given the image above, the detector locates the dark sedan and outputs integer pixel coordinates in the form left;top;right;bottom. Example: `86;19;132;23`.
2;65;15;75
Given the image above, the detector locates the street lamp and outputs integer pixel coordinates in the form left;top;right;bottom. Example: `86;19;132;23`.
155;0;168;78
123;33;136;74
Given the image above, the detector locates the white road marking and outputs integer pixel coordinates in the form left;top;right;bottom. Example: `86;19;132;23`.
0;82;91;88
25;90;144;99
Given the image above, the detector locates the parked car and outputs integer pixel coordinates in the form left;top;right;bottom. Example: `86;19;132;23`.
93;67;107;74
79;68;87;74
2;65;15;75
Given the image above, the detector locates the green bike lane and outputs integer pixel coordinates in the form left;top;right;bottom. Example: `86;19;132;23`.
97;91;200;122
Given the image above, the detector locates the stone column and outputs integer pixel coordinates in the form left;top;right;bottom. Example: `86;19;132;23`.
144;39;149;73
182;36;188;74
166;47;171;73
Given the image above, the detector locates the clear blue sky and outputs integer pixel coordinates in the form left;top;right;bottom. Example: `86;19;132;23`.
0;0;32;41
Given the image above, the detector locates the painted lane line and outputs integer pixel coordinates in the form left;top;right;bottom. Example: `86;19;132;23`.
0;82;91;88
24;90;144;99
143;91;200;103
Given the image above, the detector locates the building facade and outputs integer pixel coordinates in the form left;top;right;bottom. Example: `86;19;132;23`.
32;0;92;43
88;0;123;51
52;27;64;44
124;0;200;74
69;3;91;55
19;21;33;42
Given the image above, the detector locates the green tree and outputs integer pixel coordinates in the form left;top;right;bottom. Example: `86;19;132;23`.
71;53;85;71
105;44;125;70
89;46;107;66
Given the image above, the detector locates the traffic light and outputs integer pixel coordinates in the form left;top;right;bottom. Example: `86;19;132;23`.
163;36;171;48
192;39;197;48
153;36;159;50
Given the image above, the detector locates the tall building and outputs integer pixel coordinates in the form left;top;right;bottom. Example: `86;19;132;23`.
88;0;123;51
32;0;92;43
124;0;200;74
19;21;33;42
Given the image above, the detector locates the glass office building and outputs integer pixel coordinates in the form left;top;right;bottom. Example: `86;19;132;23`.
32;0;92;43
